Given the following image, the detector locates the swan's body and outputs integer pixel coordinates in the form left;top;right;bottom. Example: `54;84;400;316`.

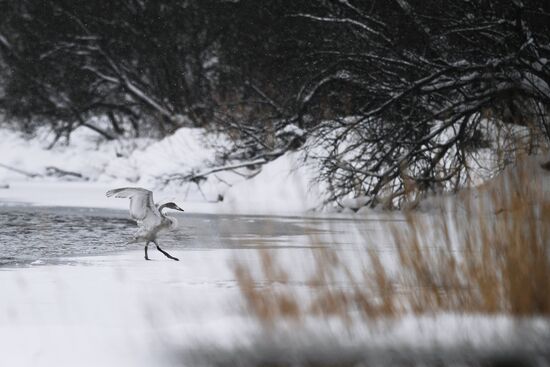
106;187;183;261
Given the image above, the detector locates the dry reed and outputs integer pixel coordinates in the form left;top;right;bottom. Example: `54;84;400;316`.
235;159;550;322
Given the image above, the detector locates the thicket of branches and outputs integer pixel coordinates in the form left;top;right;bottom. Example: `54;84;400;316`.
1;0;549;207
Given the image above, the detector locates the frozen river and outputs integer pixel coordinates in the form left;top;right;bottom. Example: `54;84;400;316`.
0;204;403;366
2;205;546;366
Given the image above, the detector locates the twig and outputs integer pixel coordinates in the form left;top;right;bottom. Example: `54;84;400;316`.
184;159;267;181
0;163;42;178
45;166;87;180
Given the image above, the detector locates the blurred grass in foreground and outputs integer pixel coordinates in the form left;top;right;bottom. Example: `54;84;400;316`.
234;159;550;323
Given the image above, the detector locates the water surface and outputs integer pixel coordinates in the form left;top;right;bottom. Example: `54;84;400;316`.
0;205;387;266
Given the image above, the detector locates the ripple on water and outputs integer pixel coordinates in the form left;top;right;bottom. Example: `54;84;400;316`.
0;206;139;267
0;205;346;267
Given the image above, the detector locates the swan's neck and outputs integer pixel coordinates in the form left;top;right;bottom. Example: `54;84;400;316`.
163;215;178;229
158;205;178;229
158;203;170;213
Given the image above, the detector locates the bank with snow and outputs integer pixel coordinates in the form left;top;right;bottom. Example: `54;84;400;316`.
0;126;327;215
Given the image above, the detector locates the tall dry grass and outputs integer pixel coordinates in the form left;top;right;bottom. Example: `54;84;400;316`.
396;162;550;316
234;250;301;323
235;159;550;323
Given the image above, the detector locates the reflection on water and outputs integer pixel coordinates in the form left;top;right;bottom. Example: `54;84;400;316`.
0;205;355;267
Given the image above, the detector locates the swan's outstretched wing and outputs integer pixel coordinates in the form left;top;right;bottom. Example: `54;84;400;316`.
106;188;162;226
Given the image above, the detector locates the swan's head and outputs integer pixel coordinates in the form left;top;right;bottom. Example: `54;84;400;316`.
160;202;184;212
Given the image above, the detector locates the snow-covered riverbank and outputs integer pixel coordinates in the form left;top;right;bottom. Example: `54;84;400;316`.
0;126;325;215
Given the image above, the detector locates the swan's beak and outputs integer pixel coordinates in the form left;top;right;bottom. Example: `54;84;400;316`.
175;205;184;212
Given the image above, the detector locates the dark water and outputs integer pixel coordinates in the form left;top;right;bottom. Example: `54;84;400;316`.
0;205;339;267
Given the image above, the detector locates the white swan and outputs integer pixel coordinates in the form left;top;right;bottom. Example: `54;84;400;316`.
106;187;183;261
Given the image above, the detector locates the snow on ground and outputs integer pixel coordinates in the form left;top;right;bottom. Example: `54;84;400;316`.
2;245;548;367
0;249;251;367
0;126;324;215
221;151;322;214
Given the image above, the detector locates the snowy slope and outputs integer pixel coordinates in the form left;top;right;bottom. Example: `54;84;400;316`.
221;151;324;213
0;126;325;214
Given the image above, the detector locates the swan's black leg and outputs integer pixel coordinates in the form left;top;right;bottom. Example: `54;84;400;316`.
154;241;179;261
144;241;151;260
